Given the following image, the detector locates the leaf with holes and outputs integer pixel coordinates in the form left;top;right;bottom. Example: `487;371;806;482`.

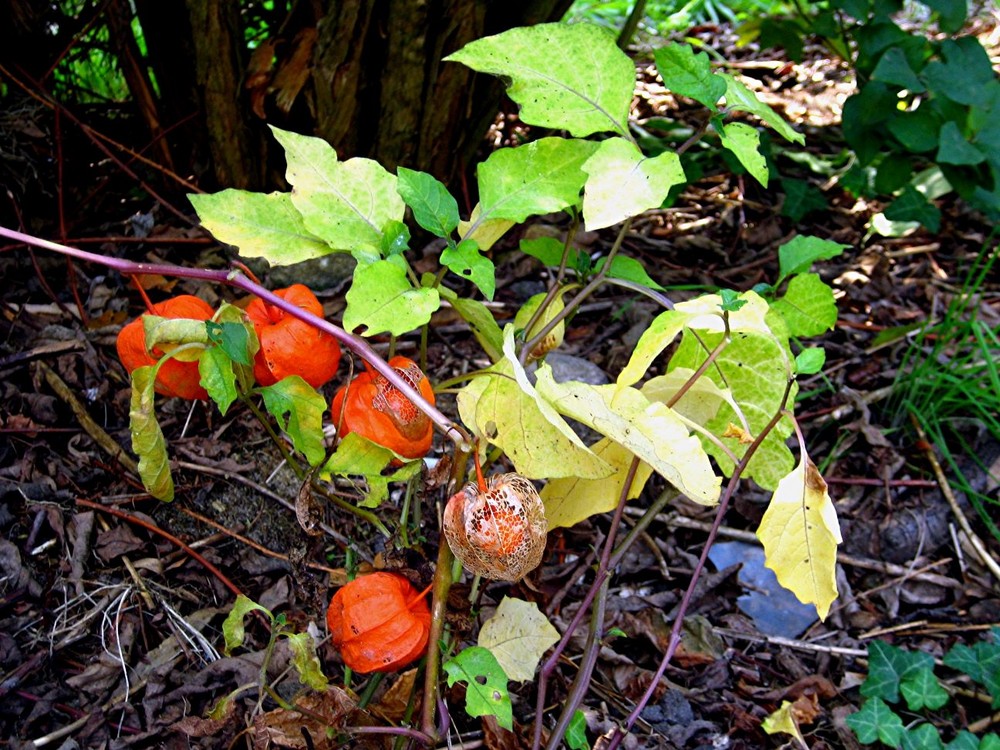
443;646;513;730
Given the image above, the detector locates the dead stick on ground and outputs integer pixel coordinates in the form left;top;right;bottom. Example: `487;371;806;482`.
910;413;1000;586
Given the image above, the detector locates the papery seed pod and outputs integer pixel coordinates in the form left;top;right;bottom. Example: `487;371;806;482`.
116;295;215;400
326;572;431;673
331;356;435;460
443;472;547;582
245;284;341;388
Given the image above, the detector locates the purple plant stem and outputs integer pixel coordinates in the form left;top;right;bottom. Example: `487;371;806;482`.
0;226;470;448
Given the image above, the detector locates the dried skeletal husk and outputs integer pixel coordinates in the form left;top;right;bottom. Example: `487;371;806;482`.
443;473;547;582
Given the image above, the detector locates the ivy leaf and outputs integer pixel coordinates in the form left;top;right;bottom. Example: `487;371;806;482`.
455;328;612;481
757;454;841;619
478;597;560;681
653;43;727;110
776;236;849;286
845;698;904;746
715;120;769;186
901;724;944;750
269;126;405;257
343;259;440;336
771;273;838;337
721;74;804;144
582;137;685;230
943;634;1000;707
258;376;328;466
475;137;598;226
284;631;329;691
884;185;941;232
535;366;721;505
445;22;634;138
900;666;949;711
188;189;333;266
937;121;986;166
222;595;271;655
541;437;654;529
397;167;460;238
129;365;174;502
862;640;933;703
441;239;496;301
443;646;513;731
781;178;827;222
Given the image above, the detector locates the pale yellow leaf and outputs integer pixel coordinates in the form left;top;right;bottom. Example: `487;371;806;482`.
458;203;515;252
757;456;841;620
535;366;720;504
455;328;612;480
761;700;805;744
541;437;654;529
478;597;559;682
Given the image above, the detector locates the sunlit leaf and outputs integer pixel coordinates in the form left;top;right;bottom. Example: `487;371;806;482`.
478;597;559;681
258;376;328;466
343;259;440;337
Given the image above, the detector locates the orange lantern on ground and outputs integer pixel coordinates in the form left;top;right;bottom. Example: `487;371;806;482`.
245;284;341;388
116;295;214;400
330;356;435;460
326;572;431;673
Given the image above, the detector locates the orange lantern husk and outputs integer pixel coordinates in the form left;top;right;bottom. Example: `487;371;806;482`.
326;571;431;673
116;295;215;400
245;284;342;388
443;472;548;582
330;356;435;460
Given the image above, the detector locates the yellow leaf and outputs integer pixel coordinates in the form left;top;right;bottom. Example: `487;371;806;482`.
757;456;841;620
535;366;720;504
455;328;612;480
761;700;805;744
459;203;515;252
541;437;654;529
478;597;559;682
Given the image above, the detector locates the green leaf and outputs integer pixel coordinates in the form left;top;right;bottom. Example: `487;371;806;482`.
884;185;941;232
199;345;238;416
943;634;1000;707
937;121;986;166
653;43;727;110
795;347;826;375
581;137;686;230
269;126;405;257
478;597;560;682
781;178;827;222
771;273;838;337
715;121;769;186
188;190;333;266
900;665;949;711
862;640;933;703
438;285;504;362
476;138;598;226
777;235;849;285
888;109;942;153
206;320;252;366
258;376;328;466
718;288;749;312
129;365;174;502
441;239;496;301
343;259;440;336
380;219;411;256
845;698;904;746
397;167;460;238
566;710;589;750
455;327;613;481
594;254;665;291
721;74;804;144
979;733;1000;750
901;723;944;750
222;595;271;655
871;46;925;91
445;22;633;138
519;237;590;273
947;732;982;750
321;432;420;508
284;631;329;691
443;646;513;731
923;38;995;107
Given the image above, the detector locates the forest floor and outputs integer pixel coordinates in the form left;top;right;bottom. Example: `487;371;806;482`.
2;19;1000;750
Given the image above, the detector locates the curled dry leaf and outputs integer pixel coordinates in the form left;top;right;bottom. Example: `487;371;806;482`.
331;356;435;460
245;283;342;388
444;473;548;582
326;571;431;673
116;295;214;400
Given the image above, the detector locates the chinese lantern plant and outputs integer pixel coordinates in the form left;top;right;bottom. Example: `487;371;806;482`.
326;572;432;673
245;283;342;388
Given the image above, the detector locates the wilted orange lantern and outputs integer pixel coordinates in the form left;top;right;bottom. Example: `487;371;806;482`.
330;356;435;460
444;471;548;582
326;571;431;673
245;284;341;388
116;294;215;400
